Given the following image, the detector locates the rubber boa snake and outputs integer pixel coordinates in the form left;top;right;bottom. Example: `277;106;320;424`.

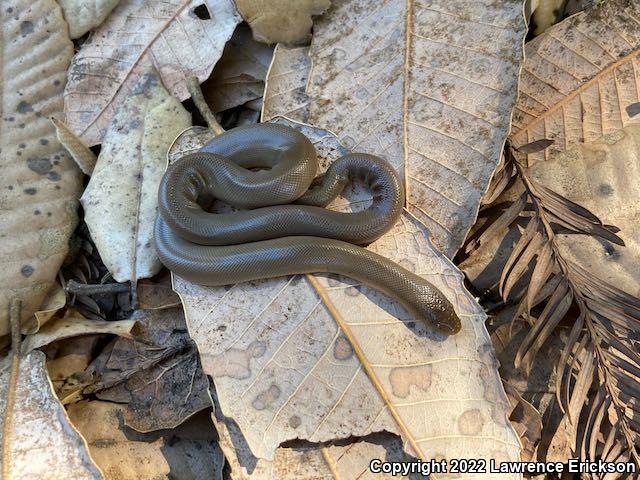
154;123;461;335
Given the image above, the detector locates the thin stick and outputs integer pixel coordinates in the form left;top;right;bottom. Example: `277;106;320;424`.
2;299;22;480
187;76;224;135
65;279;130;296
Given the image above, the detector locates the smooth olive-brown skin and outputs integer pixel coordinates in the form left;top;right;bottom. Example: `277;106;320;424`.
154;123;461;335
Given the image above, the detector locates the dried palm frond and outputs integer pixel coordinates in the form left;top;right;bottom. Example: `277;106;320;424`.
464;143;640;475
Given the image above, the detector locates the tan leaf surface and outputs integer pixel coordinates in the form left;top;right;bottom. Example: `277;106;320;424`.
510;0;640;163
529;125;640;296
203;23;274;112
63;0;241;146
67;401;223;480
277;0;527;257
81;72;191;283
262;44;311;123
173;119;521;473
58;0;121;38
87;307;211;432
22;309;137;353
214;407;420;480
0;0;82;336
52;117;97;175
235;0;330;44
31;283;67;332
0;350;102;479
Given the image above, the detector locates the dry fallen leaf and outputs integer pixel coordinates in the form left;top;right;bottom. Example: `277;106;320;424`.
87;307;211;432
58;0;121;38
262;44;311;123
64;0;241;146
528;125;640;296
203;23;274;112
0;350;102;479
215;405;419;480
22;309;138;353
235;0;331;44
67;401;223;480
510;0;640;163
0;0;82;336
31;283;67;333
52;117;97;176
262;0;527;257
171;119;520;471
81;72;191;283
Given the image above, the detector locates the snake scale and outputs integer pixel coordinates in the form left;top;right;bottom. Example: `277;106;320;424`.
154;123;461;335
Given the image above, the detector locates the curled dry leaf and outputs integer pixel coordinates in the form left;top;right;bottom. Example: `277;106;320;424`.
0;0;82;336
31;283;67;333
64;0;241;146
203;23;274;112
528;125;640;295
86;307;210;432
52;117;97;176
81;72;191;283
172;119;520;469
67;401;223;480
22;309;138;353
58;0;121;38
510;0;640;163
0;350;102;479
263;0;527;257
235;0;331;44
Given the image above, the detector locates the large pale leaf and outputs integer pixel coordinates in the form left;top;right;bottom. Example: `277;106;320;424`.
0;0;82;336
510;0;640;163
81;72;191;283
235;0;330;44
0;350;102;479
67;401;223;480
263;0;526;257
58;0;121;38
172;119;521;471
529;125;640;295
63;0;240;146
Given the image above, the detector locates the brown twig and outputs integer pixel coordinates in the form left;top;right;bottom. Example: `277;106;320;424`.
187;76;224;135
65;279;130;296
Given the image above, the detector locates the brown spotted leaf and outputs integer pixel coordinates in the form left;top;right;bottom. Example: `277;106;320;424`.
263;0;527;257
510;0;640;163
63;0;240;146
0;350;102;479
172;119;521;470
235;0;330;44
0;0;82;336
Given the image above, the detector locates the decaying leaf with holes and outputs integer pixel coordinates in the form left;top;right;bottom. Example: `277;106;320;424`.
63;0;241;146
235;0;330;44
214;404;419;480
0;350;102;479
169;118;520;471
261;0;527;257
81;72;191;283
84;307;211;432
0;0;83;337
57;0;121;38
67;401;223;480
510;0;640;163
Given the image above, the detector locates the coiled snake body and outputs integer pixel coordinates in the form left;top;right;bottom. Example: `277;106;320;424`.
154;124;461;334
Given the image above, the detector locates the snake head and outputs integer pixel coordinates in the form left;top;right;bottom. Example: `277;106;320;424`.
415;290;461;336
